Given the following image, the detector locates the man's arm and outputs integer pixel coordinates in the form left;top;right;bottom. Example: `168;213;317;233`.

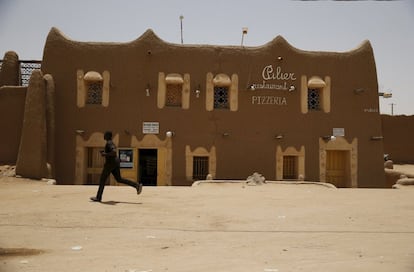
101;143;117;157
101;150;116;157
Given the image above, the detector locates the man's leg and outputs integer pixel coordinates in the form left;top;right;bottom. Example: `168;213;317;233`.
93;166;112;201
112;167;142;194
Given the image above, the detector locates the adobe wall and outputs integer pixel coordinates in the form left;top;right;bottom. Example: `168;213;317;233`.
0;50;25;164
381;115;414;163
0;86;26;163
15;70;49;180
41;28;385;187
0;51;20;86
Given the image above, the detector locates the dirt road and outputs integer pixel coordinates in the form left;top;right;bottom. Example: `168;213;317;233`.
0;177;413;272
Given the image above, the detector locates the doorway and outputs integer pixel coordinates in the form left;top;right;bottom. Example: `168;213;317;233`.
326;150;350;187
139;149;158;186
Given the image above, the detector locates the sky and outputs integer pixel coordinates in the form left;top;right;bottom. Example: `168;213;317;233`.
0;0;413;115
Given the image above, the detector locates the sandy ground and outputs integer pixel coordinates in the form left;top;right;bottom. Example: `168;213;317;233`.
0;167;414;272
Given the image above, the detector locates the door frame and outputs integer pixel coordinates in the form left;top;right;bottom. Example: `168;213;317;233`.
131;134;172;186
319;137;358;188
138;148;158;186
276;146;305;181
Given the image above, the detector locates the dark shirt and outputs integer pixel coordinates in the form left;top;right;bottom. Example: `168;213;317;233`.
104;140;117;165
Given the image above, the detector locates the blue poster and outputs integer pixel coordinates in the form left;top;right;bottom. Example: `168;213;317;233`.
119;149;133;168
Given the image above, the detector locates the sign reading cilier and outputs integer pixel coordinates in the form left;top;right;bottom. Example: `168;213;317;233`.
250;64;296;106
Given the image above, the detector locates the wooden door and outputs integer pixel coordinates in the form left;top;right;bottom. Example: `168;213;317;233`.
326;150;349;187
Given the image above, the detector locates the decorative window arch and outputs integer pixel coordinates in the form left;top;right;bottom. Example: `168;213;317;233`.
185;145;216;182
77;70;110;107
301;75;331;113
206;72;238;111
158;72;190;109
276;146;305;180
85;71;103;105
165;73;184;107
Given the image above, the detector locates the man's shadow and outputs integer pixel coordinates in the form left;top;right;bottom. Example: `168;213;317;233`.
99;200;142;205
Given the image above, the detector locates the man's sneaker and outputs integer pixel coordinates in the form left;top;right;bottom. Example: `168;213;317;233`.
90;196;101;202
137;182;143;195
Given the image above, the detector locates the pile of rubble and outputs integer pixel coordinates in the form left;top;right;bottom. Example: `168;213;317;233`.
0;165;16;177
246;172;266;186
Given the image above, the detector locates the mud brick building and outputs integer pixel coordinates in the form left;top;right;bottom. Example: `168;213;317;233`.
1;27;396;187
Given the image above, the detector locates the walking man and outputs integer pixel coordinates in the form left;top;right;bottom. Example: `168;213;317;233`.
90;131;142;202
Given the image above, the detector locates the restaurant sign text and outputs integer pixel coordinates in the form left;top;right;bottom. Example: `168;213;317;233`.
250;64;296;106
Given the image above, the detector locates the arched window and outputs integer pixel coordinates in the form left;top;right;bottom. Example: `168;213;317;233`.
214;86;229;109
77;70;110;107
86;81;103;105
276;146;305;181
185;146;216;182
301;75;331;113
165;74;184;107
308;88;320;110
206;73;238;111
84;71;103;105
157;73;190;109
213;74;230;109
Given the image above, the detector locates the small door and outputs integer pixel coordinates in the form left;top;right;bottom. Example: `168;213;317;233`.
283;155;298;180
139;149;158;186
326;150;349;187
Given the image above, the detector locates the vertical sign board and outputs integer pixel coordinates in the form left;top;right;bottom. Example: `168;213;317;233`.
143;122;159;134
119;149;134;168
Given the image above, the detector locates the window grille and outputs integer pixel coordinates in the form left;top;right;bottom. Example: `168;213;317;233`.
20;61;41;87
166;84;182;107
308;88;320;110
193;156;209;181
86;82;103;105
283;156;298;179
0;60;41;87
214;86;229;109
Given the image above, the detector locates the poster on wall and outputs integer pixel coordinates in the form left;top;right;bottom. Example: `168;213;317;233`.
119;149;133;168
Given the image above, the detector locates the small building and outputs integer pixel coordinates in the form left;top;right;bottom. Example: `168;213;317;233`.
0;27;387;187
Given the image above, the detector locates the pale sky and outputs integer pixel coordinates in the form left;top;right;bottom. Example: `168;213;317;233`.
0;0;413;115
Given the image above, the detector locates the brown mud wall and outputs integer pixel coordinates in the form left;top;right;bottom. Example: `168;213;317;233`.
381;115;414;163
0;86;26;163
